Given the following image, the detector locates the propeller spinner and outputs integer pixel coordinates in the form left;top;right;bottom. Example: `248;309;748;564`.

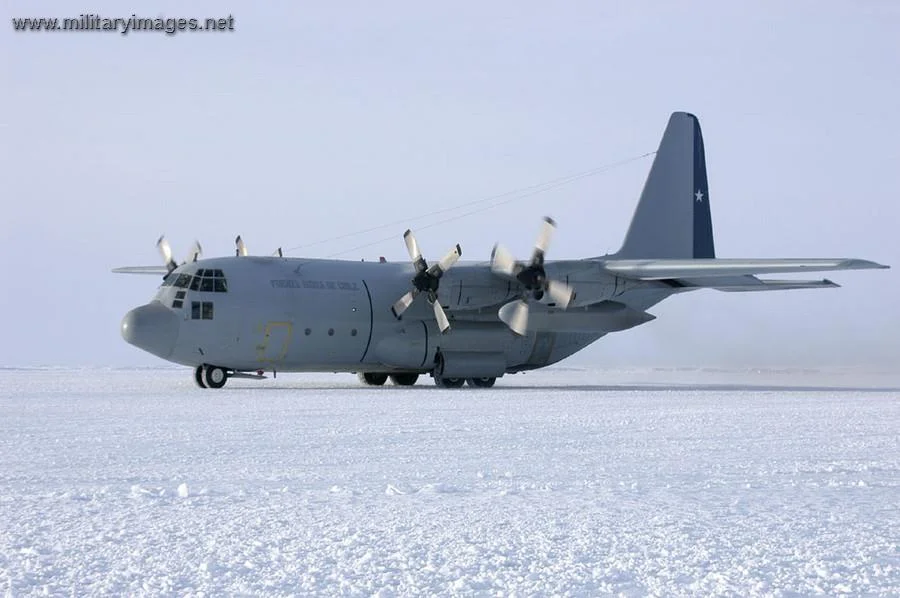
490;216;575;335
391;230;462;333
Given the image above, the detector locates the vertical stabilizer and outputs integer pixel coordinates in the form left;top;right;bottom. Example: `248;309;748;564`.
616;112;715;259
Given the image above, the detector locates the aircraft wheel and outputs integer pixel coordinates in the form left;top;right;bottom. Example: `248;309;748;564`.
435;377;465;388
390;373;419;386
467;377;496;388
203;366;228;389
194;366;207;389
359;372;388;386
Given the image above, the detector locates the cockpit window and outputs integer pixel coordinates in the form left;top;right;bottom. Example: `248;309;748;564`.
160;269;229;292
189;269;229;293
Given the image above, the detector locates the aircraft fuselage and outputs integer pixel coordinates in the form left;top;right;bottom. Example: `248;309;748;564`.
121;255;650;379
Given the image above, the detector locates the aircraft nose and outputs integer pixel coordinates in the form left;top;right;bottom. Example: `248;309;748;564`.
121;302;179;358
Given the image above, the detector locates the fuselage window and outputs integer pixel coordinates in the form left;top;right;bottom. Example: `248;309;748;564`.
172;299;184;309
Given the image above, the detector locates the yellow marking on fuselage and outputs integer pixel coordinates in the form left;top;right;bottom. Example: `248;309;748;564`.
257;321;293;362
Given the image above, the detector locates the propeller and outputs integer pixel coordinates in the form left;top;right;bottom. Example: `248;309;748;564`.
234;235;283;257
157;236;178;273
391;229;462;333
235;235;248;257
490;216;575;335
157;236;203;274
186;240;203;263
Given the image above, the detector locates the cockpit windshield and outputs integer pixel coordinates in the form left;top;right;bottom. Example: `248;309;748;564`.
161;268;228;292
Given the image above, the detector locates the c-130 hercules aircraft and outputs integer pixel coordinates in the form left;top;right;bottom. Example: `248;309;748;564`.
115;112;888;389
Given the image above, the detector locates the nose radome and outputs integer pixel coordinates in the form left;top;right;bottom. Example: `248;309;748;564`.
121;302;179;359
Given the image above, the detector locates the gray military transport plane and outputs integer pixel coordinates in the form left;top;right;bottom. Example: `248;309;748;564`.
114;112;888;389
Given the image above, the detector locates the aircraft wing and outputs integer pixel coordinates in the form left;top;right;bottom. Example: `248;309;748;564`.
112;265;169;275
599;258;888;280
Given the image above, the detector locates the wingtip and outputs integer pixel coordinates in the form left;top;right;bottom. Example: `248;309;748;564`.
850;259;890;270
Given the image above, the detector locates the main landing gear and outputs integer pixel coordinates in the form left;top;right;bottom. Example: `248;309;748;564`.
194;365;228;389
357;372;498;388
466;377;496;388
390;373;419;386
434;376;496;388
358;372;421;386
358;372;388;386
434;376;465;388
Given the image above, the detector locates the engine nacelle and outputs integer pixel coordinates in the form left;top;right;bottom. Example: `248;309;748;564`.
440;269;514;310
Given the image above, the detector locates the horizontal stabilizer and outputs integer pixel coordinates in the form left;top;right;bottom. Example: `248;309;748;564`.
112;266;170;275
601;258;888;280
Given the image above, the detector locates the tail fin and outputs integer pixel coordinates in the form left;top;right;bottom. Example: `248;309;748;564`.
616;112;715;259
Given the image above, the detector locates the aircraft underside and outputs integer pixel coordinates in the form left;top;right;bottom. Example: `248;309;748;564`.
190;327;610;389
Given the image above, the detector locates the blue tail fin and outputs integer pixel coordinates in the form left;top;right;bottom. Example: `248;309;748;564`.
616;112;715;259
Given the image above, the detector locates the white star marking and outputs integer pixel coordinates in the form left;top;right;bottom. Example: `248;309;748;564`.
695;189;704;202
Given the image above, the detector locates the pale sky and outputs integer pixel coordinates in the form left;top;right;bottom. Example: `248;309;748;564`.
2;1;898;368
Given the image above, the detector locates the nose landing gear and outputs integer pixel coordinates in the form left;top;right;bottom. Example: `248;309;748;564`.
194;365;229;389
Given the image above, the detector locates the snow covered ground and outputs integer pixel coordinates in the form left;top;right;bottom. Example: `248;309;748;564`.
1;366;899;596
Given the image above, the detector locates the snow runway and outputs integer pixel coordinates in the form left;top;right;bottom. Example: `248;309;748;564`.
1;367;899;596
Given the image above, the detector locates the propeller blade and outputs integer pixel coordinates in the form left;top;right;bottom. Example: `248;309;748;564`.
429;244;462;277
156;236;177;273
498;299;530;336
391;290;417;318
235;235;248;257
531;216;556;267
186;240;203;263
545;279;574;309
490;244;518;278
403;229;424;263
403;230;428;273
432;300;451;333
